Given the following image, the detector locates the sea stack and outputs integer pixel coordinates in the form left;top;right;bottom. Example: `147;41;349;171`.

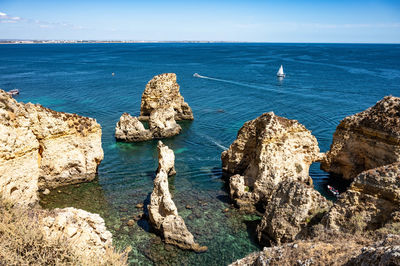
140;73;194;121
221;112;324;212
115;73;192;142
321;96;400;179
147;141;207;252
0;89;104;205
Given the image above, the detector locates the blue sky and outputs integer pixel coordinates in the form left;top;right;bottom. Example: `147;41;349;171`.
0;0;399;42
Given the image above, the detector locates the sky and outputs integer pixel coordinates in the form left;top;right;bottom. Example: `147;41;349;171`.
0;0;399;43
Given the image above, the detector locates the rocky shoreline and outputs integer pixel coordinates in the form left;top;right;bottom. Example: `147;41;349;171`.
1;72;399;265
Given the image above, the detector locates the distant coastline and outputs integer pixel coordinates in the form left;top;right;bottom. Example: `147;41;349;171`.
0;40;248;44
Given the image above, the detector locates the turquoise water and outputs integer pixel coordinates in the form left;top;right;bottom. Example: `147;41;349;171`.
1;43;399;265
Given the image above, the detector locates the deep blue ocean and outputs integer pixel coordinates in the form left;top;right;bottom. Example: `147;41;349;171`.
1;43;399;265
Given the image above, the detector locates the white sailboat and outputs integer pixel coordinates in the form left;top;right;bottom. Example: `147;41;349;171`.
277;65;285;78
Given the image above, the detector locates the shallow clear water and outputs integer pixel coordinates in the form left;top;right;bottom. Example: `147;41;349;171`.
1;43;399;265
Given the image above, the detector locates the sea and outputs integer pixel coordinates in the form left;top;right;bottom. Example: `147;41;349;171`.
1;43;399;265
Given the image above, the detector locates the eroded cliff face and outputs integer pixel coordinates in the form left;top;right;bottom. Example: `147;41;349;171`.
321;96;400;179
322;162;400;233
140;73;194;121
0;90;104;205
148;141;207;252
42;207;113;259
221;112;323;212
256;181;331;246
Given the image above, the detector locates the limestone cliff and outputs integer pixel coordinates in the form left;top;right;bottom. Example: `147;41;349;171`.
322;162;400;233
321;96;400;179
42;207;113;259
0;89;103;205
115;113;152;142
148;141;207;252
256;180;331;246
140;73;194;121
221;112;323;211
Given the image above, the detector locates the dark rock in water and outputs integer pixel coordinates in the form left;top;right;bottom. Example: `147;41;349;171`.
136;203;144;209
321;96;400;179
127;220;135;226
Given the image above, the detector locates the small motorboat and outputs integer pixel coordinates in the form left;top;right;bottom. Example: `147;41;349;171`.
327;185;339;197
7;89;20;96
277;65;285;78
193;73;201;78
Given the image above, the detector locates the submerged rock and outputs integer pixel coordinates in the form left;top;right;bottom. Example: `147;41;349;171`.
221;112;323;212
148;141;207;252
321;96;400;179
0;90;104;205
41;207;113;259
140;73;194;121
256;180;331;246
322;162;400;233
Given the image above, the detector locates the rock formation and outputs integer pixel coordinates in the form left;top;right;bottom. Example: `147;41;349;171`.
221;112;323;212
148;141;207;252
139;73;194;121
347;234;400;265
0;89;104;205
321;96;400;179
41;207;113;258
256;180;331;246
115;73;191;142
322;162;400;233
115;113;152;142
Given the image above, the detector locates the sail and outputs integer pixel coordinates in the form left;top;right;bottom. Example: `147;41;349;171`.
277;65;284;76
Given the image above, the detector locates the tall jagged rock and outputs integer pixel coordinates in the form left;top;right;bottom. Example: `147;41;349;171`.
322;162;400;233
221;112;323;212
41;207;113;259
256;181;331;246
0;90;104;205
140;73;194;121
148;141;207;252
321;96;400;179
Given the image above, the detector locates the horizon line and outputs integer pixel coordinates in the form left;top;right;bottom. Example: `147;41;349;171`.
0;39;399;45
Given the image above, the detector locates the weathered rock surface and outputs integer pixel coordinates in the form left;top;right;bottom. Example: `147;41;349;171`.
321;96;400;179
115;108;181;142
115;113;152;142
140;73;194;121
229;237;371;266
347;234;400;266
148;141;206;252
42;207;113;259
221;112;323;211
0;90;103;205
256;181;331;246
322;162;400;233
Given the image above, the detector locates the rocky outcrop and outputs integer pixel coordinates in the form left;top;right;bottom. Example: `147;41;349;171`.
221;112;323;212
115;113;152;142
115;108;182;142
115;74;190;142
347;234;400;265
148;141;207;252
0;90;103;205
321;96;400;179
322;162;400;233
256;181;331;246
139;73;194;121
41;207;113;259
